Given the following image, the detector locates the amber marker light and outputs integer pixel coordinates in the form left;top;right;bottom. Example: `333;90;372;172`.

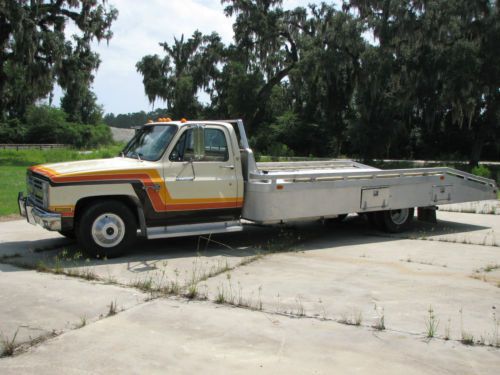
276;185;284;190
180;118;188;123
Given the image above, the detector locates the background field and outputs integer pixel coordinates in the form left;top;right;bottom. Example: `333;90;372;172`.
0;145;124;216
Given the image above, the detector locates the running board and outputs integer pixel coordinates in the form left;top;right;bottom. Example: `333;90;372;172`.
146;220;243;239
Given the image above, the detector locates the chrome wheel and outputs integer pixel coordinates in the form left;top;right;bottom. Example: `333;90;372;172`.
91;213;125;248
389;209;410;225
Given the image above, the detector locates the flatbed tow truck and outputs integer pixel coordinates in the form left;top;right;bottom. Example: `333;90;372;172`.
18;119;498;257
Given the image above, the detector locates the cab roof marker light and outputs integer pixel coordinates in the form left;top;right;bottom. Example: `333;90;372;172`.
180;118;188;123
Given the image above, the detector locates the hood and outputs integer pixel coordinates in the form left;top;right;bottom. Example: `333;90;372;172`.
30;157;159;182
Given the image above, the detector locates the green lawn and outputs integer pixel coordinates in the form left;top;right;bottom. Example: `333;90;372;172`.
0;144;124;217
0;166;27;216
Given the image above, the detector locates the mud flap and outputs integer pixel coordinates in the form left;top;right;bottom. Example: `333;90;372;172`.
417;206;437;224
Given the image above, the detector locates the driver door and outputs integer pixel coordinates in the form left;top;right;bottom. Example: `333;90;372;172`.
162;125;241;225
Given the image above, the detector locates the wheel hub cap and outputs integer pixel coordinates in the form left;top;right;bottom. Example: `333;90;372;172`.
91;213;125;248
390;209;409;225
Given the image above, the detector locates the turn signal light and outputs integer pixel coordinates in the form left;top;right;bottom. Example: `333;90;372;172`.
156;117;172;123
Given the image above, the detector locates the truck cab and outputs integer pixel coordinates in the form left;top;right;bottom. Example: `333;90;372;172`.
19;119;246;257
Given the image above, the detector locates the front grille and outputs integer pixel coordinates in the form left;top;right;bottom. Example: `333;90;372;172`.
28;174;46;208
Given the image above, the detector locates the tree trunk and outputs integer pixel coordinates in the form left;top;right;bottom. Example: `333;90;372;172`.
469;136;483;168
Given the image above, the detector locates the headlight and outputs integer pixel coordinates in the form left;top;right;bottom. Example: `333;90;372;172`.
26;172;33;196
42;181;49;208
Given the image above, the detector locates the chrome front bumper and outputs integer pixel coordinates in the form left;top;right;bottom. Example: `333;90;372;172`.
18;192;61;231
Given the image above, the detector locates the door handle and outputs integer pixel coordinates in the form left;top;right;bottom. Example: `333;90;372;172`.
220;165;235;169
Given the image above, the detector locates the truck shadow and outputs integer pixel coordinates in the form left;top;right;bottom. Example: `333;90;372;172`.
1;213;492;277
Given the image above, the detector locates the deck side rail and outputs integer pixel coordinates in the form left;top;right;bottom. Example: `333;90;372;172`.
249;167;497;188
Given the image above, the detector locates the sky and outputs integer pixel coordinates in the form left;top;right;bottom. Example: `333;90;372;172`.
53;0;341;115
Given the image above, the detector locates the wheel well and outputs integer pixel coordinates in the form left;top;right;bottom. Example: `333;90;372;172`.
74;195;140;226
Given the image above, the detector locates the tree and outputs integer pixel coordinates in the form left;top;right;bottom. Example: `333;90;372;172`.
348;0;500;164
0;0;117;120
59;36;103;124
133;0;499;163
288;4;365;156
222;0;299;131
136;31;225;118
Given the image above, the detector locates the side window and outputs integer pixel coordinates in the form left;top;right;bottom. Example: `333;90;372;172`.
169;127;229;162
204;128;228;162
169;129;194;161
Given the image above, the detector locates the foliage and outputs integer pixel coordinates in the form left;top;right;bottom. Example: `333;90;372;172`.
471;165;492;179
136;31;224;118
104;109;171;128
0;0;117;121
1;106;112;148
0;144;124;167
134;0;500;163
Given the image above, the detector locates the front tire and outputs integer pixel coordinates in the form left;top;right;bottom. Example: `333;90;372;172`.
77;200;137;258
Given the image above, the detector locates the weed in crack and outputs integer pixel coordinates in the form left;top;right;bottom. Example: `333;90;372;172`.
373;306;385;331
340;309;363;326
444;317;451;340
215;283;226;304
294;296;305;317
77;316;87;328
460;308;474;345
483;264;500;273
185;282;198;300
491;310;499;348
426;305;439;338
107;300;117;316
0;329;19;357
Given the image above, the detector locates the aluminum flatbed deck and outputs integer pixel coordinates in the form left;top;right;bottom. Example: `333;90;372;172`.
242;159;497;224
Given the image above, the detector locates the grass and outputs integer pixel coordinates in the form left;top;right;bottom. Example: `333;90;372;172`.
0;144;124;217
339;309;363;326
0;166;27;216
107;300;118;316
0;145;124;166
373;307;386;331
0;329;19;357
425;305;439;338
483;264;500;273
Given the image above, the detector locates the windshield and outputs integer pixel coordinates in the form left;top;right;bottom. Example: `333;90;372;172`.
122;125;178;161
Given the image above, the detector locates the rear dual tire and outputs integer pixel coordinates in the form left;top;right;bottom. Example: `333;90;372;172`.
367;208;414;233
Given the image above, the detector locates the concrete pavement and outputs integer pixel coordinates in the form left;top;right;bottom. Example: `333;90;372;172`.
1;208;499;373
1;299;499;375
